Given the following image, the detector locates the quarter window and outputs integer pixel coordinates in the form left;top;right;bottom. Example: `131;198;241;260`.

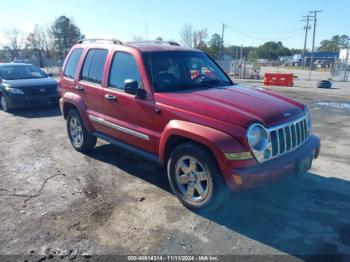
64;48;83;79
81;49;108;84
109;52;141;90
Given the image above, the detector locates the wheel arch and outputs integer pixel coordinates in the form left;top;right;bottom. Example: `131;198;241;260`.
159;120;246;171
61;92;94;132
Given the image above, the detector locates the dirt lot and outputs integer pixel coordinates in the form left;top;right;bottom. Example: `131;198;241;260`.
0;82;350;261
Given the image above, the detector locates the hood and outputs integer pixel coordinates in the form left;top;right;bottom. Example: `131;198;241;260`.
155;85;305;128
3;77;57;88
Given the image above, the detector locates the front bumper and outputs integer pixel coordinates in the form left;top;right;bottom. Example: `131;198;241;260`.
226;135;320;191
6;93;59;109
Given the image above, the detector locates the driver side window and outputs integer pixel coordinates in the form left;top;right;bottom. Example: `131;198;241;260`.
109;52;141;90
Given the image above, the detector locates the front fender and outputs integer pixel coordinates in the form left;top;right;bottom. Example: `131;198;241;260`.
159;120;247;166
61;92;94;132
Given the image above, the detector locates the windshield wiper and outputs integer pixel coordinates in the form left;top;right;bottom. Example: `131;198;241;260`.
196;79;232;87
159;80;232;92
160;83;205;91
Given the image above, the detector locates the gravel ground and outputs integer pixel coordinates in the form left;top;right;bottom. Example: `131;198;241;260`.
0;84;349;261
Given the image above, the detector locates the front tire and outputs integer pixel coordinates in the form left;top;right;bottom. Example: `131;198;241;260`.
1;95;10;112
67;109;97;152
167;143;230;213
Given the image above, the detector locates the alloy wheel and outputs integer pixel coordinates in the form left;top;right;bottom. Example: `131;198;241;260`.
1;96;8;112
69;116;84;147
175;155;211;203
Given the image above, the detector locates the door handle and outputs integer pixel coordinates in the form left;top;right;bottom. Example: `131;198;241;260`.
75;85;84;91
104;94;117;101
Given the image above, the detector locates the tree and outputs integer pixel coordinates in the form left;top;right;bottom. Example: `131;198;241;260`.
249;41;291;61
3;28;25;60
196;40;208;50
50;16;83;59
224;45;255;60
193;28;208;48
26;25;52;67
318;35;350;52
180;24;193;48
155;36;163;41
179;24;208;49
207;33;222;59
290;48;303;55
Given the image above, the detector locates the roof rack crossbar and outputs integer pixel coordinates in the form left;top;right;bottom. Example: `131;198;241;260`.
131;40;180;46
77;38;123;45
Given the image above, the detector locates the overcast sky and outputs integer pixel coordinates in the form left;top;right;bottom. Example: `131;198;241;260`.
0;0;349;49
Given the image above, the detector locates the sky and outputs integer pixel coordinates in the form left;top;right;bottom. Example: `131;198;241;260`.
0;0;349;49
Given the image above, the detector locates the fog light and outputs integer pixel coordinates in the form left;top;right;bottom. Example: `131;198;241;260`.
264;149;271;159
233;175;242;185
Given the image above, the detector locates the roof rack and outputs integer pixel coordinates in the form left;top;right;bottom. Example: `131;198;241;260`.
77;38;123;45
131;40;180;46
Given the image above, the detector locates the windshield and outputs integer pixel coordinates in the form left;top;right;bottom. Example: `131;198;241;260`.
143;51;233;92
0;64;48;80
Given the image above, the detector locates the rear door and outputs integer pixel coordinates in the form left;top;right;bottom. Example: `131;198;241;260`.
102;51;156;153
77;48;109;132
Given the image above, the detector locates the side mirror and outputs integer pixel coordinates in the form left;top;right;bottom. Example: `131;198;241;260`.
48;73;54;77
124;79;146;99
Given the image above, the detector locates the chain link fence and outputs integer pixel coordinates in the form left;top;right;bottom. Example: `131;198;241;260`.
331;59;350;81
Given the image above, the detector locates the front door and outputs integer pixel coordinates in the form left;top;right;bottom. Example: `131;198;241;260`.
102;51;155;153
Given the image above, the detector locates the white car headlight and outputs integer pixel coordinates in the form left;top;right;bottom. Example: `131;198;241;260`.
247;124;269;151
5;86;24;95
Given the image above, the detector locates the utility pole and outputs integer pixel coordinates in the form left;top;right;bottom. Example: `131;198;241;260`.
345;38;350;81
301;15;312;69
240;45;243;78
308;10;322;80
221;23;225;61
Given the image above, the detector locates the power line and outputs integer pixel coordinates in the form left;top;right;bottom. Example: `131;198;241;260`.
224;24;304;41
225;24;302;35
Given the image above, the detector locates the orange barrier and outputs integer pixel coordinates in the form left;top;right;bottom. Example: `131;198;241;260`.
263;73;294;86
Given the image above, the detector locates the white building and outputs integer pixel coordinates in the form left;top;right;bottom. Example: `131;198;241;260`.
339;48;350;64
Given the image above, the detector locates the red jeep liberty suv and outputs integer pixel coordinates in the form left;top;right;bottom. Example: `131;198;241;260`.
59;39;320;211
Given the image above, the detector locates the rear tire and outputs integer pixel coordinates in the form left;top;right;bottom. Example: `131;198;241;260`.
167;142;231;213
67;109;97;152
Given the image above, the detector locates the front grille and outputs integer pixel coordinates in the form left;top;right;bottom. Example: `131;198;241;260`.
269;116;310;159
23;86;57;95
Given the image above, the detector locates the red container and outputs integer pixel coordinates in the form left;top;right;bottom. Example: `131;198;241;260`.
264;73;294;86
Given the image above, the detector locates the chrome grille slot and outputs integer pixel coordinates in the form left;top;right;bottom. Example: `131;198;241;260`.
285;126;291;151
300;121;305;142
291;124;296;148
268;115;310;161
278;129;285;154
271;130;278;156
296;122;301;145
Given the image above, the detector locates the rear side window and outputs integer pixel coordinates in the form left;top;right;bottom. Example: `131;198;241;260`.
81;50;94;81
81;49;108;84
64;48;83;79
109;52;141;90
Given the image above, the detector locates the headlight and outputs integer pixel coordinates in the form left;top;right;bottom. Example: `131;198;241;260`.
304;106;311;128
5;86;24;95
247;124;269;151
